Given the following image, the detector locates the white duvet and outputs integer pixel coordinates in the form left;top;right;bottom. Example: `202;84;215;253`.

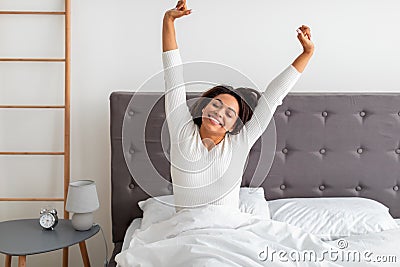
115;205;400;267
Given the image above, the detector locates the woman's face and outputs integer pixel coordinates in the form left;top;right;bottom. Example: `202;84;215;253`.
201;94;240;135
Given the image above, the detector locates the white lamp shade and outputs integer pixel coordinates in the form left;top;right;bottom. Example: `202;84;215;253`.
66;180;99;213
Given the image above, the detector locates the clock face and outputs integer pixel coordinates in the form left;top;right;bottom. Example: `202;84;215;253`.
40;213;55;229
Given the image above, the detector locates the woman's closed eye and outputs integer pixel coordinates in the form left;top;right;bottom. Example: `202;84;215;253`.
212;102;221;108
211;103;235;118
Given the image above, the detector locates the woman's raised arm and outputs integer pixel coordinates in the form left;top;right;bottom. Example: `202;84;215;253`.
162;0;192;52
244;25;314;148
162;1;193;137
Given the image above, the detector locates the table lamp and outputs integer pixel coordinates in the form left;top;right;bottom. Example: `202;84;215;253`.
66;180;99;231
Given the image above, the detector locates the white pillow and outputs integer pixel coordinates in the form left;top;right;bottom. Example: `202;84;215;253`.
138;187;270;230
268;197;399;241
138;195;175;230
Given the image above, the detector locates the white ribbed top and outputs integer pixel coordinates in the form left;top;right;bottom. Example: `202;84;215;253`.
162;49;300;211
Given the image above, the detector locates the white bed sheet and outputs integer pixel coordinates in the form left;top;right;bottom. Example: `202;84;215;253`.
122;218;142;251
122;216;400;252
117;206;400;267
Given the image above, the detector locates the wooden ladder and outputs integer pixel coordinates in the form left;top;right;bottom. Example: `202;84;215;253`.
0;1;71;266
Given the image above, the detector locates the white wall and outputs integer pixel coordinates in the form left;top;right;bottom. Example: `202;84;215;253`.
1;0;399;266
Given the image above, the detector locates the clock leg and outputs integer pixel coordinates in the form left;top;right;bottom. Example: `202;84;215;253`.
79;241;91;267
18;255;26;267
5;254;11;267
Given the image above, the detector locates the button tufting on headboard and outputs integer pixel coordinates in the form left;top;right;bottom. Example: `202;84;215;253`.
359;111;366;117
357;147;363;154
394;185;399;191
322;111;328;117
355;185;362;191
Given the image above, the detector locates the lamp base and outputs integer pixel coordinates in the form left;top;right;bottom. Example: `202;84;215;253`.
71;212;93;231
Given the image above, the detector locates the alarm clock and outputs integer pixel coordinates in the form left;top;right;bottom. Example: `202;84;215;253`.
39;208;59;230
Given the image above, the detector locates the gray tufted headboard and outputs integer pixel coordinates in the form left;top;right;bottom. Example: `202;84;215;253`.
110;92;400;248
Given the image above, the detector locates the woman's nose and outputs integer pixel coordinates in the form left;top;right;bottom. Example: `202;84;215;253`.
215;108;225;118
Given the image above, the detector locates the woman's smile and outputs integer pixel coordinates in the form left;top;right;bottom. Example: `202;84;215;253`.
208;115;223;127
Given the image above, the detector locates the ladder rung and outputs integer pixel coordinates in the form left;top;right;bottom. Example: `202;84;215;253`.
0;58;65;62
0;152;65;155
0;105;65;109
0;198;64;201
0;11;65;15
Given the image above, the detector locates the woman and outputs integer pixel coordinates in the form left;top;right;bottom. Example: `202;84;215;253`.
162;0;314;211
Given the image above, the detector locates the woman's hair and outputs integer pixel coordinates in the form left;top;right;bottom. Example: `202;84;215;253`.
189;85;261;135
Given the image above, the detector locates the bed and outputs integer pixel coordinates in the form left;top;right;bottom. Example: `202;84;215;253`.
109;92;400;267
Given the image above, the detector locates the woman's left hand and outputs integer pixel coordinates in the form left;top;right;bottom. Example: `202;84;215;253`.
297;25;314;54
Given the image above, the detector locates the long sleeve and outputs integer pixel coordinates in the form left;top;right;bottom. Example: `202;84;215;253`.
162;49;193;137
245;65;301;147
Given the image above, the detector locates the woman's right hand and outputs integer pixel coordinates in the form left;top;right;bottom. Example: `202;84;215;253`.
165;0;192;21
